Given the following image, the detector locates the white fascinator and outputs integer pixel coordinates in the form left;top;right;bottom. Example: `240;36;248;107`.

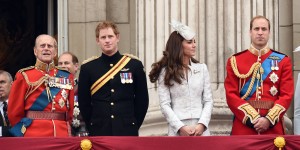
169;20;195;40
294;46;300;52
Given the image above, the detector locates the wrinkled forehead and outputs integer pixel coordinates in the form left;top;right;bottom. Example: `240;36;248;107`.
36;35;55;46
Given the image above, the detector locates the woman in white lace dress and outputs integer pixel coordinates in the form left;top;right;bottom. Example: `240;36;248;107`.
149;20;213;136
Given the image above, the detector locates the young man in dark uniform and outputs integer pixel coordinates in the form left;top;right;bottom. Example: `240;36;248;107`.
78;21;149;136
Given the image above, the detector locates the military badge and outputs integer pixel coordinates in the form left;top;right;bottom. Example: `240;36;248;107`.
58;98;65;108
72;118;80;128
269;72;279;84
269;85;278;96
121;68;130;72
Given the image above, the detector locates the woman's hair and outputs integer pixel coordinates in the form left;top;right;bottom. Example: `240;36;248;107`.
149;31;198;86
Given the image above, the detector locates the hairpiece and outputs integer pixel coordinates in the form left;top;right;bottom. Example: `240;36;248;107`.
293;46;300;52
169;20;195;40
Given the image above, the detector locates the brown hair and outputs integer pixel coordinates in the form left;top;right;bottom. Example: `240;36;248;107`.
250;15;270;30
95;21;120;38
149;31;199;86
59;52;79;64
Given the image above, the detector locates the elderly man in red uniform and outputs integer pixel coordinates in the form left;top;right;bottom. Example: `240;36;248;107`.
225;16;293;135
8;34;74;137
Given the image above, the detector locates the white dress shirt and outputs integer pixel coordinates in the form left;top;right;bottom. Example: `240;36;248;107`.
0;100;8;137
158;61;213;135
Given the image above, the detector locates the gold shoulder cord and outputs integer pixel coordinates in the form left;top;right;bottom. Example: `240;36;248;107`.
21;72;48;100
230;56;261;99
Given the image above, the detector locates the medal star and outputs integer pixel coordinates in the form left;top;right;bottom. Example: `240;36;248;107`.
269;72;279;84
58;98;65;108
269;85;278;96
61;89;68;100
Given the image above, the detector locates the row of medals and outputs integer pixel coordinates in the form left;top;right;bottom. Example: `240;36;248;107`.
120;72;133;84
47;76;72;109
269;58;280;96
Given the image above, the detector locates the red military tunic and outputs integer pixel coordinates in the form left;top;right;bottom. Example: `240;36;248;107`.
8;60;74;137
225;48;293;135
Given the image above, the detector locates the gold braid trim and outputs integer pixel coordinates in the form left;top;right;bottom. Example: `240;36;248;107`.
266;104;285;125
21;72;48;100
230;56;260;79
238;103;260;124
230;56;261;99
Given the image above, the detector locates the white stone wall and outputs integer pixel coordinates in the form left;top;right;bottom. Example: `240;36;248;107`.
66;0;300;136
137;0;279;136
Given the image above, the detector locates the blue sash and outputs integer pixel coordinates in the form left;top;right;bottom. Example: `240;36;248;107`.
240;52;284;100
30;70;70;110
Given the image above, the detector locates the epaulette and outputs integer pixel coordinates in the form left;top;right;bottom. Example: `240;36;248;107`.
271;49;288;57
18;66;35;73
82;56;99;65
124;53;139;60
55;66;70;73
232;50;248;57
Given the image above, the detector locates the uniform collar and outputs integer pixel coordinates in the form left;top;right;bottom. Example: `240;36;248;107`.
249;44;270;56
101;51;122;62
35;59;55;72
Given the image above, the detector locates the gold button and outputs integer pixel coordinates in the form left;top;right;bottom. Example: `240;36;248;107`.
111;115;114;119
110;64;113;67
111;76;114;79
111;89;114;92
111;102;114;106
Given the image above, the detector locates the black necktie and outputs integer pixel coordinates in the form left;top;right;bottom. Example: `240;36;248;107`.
3;101;9;126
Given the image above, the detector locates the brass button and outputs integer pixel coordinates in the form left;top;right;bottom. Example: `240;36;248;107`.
111;102;114;106
111;115;114;119
110;64;113;67
111;89;114;92
111;76;114;79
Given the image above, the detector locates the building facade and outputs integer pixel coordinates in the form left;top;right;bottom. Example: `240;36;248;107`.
64;0;300;136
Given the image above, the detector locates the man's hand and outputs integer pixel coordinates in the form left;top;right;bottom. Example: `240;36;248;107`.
179;125;195;136
253;117;271;133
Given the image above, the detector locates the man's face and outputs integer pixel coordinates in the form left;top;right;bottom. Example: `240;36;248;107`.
250;18;270;49
0;74;12;101
34;35;57;64
58;54;78;75
96;27;120;56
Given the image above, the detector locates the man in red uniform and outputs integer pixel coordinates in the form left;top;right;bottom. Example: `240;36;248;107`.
225;16;293;135
8;34;74;137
